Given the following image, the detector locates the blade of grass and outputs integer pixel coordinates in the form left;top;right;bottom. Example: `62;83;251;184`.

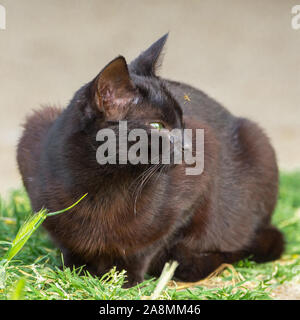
1;193;88;266
147;261;178;300
2;209;47;264
9;277;26;300
47;193;88;217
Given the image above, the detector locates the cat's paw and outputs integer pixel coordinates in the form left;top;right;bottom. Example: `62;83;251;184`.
122;275;144;288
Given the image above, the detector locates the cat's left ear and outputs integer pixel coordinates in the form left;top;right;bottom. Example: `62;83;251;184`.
89;56;137;117
129;33;169;77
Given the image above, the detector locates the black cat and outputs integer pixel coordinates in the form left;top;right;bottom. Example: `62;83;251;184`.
17;34;284;287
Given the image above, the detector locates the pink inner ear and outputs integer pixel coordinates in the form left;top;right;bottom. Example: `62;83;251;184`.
97;81;137;119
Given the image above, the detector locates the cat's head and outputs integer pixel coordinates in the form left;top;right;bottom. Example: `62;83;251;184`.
72;34;184;170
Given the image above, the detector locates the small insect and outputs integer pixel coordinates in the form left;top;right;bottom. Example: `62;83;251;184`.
183;93;191;103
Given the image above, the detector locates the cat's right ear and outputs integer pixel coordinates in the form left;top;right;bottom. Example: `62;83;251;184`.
129;33;169;77
86;56;137;118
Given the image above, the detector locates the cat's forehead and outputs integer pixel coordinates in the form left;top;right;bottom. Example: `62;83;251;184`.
131;75;172;109
127;74;182;127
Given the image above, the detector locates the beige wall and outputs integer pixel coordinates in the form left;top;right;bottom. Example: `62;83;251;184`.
0;0;299;195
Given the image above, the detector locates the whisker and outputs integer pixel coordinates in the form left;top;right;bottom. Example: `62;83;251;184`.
132;163;162;216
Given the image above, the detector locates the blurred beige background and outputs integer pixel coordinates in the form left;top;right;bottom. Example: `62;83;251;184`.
0;0;299;196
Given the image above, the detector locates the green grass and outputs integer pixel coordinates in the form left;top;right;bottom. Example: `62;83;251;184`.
0;172;300;300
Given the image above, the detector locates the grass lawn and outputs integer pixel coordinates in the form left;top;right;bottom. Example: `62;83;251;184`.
0;172;300;300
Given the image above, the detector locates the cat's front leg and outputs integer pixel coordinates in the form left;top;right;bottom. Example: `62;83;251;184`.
93;249;156;288
121;250;160;288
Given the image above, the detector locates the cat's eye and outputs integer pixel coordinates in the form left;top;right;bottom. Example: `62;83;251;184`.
149;122;164;130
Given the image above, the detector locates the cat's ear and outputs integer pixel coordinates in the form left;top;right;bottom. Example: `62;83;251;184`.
129;33;169;77
89;56;137;116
